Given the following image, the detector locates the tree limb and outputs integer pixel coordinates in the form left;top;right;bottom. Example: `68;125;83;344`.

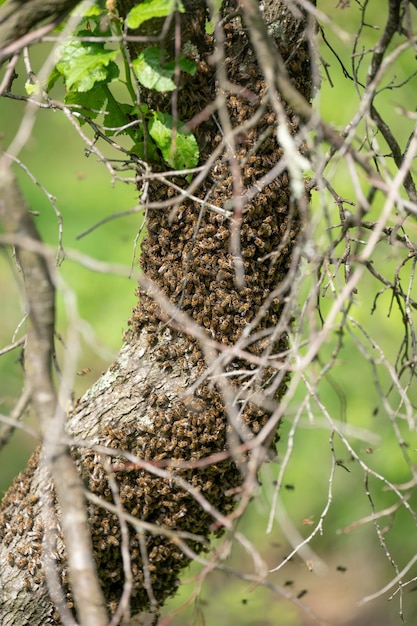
0;0;80;62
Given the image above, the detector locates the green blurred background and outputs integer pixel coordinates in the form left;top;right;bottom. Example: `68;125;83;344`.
1;1;417;624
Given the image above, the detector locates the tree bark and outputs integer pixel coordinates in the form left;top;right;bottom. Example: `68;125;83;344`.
0;0;315;623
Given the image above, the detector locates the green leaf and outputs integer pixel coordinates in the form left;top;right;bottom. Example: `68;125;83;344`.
132;48;175;91
131;103;150;116
148;111;199;170
127;0;184;29
25;81;40;96
131;139;160;163
80;4;104;17
70;2;105;18
54;33;119;92
104;101;133;136
177;56;197;76
64;89;135;139
132;46;196;92
47;66;62;92
64;88;107;122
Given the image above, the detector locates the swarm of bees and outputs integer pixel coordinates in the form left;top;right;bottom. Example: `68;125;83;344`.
0;0;313;620
119;0;312;613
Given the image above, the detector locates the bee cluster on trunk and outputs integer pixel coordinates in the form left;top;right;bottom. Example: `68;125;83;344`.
0;1;313;621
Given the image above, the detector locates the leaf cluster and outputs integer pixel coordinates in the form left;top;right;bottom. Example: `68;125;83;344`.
46;0;198;170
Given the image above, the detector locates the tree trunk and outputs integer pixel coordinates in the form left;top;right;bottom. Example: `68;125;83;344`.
0;0;314;623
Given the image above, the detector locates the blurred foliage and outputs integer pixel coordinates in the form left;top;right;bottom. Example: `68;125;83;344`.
1;0;417;624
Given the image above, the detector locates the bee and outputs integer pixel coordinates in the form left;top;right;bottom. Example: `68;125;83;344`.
33;573;44;586
219;318;231;333
107;535;120;548
191;293;203;307
204;223;216;236
156;393;169;406
218;292;232;309
108;601;118;614
258;222;272;237
16;557;28;569
243;166;257;181
239;301;252;315
254;237;265;249
77;367;91;376
264;111;276;126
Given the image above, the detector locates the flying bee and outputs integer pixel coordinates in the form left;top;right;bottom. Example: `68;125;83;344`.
77;367;91;376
